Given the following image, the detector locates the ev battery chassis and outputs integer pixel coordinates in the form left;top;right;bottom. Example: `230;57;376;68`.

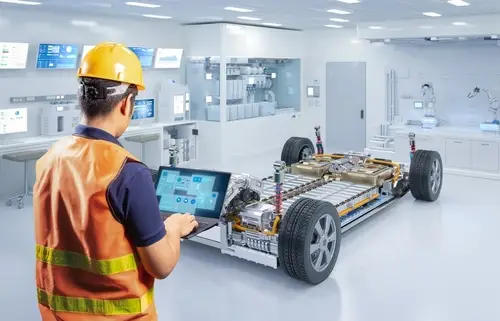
187;136;443;285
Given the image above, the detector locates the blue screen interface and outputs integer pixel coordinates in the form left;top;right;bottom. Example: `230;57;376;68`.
132;99;155;120
128;46;154;68
155;168;231;218
36;44;79;69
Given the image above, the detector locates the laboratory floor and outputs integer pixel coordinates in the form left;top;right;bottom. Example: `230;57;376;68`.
2;159;500;321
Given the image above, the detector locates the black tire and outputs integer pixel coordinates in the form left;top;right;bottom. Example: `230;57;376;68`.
281;137;315;166
409;149;443;202
278;198;341;285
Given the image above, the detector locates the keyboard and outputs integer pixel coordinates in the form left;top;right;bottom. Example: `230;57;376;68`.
149;168;158;182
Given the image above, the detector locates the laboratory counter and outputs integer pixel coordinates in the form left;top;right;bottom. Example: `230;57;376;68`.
0;121;198;197
0;121;196;154
391;125;500;180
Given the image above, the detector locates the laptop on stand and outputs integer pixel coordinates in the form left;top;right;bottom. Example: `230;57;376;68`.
154;166;231;239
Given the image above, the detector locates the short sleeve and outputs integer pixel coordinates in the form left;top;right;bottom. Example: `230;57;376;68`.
108;162;166;247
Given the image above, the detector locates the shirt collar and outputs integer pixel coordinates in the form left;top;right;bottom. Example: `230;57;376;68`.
73;124;122;147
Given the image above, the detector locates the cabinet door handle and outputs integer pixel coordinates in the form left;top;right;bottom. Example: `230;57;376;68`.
481;143;490;146
454;141;462;143
360;110;364;119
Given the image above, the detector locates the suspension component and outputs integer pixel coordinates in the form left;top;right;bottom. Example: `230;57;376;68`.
168;146;179;167
273;161;286;215
408;132;416;162
314;125;324;155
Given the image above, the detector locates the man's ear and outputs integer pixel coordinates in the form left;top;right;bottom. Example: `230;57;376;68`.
119;94;134;117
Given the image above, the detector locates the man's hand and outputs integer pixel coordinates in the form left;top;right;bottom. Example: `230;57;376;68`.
164;213;198;237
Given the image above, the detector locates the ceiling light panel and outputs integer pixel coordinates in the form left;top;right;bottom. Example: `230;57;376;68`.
337;0;360;3
325;24;343;28
447;0;470;6
422;12;441;17
0;0;41;4
262;22;282;27
224;6;253;12
368;26;383;29
330;18;349;22
237;16;261;21
142;14;171;19
326;9;351;14
452;21;467;25
125;2;160;8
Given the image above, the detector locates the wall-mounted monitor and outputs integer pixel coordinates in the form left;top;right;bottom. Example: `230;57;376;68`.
0;42;29;69
81;45;95;62
128;46;155;68
0;107;28;134
132;98;155;121
154;48;183;69
36;44;79;69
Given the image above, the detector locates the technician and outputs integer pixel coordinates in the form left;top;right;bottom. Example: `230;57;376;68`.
33;42;198;320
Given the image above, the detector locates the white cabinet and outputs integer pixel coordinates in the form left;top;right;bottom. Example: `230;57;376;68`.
471;141;499;172
445;138;471;169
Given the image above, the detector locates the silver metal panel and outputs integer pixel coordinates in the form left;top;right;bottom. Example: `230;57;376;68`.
221;246;278;269
282;180;376;211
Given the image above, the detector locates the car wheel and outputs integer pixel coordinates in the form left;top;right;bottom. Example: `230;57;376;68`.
278;198;341;284
281;137;315;166
409;149;443;202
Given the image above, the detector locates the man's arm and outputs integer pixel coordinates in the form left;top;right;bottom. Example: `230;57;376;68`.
109;162;181;279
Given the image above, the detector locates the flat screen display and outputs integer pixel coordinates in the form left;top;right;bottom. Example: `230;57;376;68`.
0;108;28;134
36;44;79;69
0;42;29;69
128;46;154;68
155;167;231;218
81;45;95;62
132;99;155;120
154;48;183;69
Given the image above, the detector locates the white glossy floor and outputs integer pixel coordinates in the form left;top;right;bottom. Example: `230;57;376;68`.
2;158;500;321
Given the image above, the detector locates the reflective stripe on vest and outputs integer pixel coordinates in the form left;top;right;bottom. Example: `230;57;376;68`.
36;244;137;275
37;288;154;315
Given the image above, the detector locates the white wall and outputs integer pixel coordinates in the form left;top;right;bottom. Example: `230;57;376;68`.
386;43;500;127
0;8;185;196
304;29;500;150
303;29;391;149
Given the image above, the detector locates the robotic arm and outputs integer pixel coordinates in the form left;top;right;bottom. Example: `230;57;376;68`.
421;83;436;117
467;87;499;124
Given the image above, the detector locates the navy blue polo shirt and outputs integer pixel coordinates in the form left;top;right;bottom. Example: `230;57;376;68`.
74;125;166;247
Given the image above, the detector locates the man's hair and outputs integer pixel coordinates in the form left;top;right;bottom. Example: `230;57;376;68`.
78;77;139;119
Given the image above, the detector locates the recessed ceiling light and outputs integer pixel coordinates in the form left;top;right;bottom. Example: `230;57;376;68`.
0;0;41;4
142;14;171;19
237;16;261;21
368;26;383;29
326;9;351;14
262;22;282;27
447;0;470;6
125;2;160;8
422;12;441;17
419;25;433;29
330;18;349;22
224;6;254;13
337;0;360;3
452;21;467;25
325;24;343;28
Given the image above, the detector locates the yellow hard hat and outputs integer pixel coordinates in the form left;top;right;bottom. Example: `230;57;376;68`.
77;42;145;90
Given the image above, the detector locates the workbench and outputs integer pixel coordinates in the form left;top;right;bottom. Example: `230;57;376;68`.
0;121;198;197
368;125;500;180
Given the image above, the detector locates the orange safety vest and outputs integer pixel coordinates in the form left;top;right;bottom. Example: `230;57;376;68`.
34;135;157;321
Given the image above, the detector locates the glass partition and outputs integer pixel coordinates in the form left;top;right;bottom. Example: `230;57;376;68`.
186;56;221;122
225;57;301;121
